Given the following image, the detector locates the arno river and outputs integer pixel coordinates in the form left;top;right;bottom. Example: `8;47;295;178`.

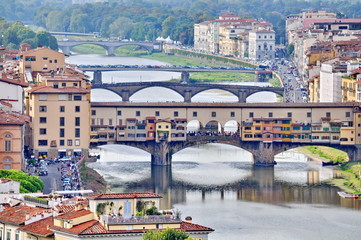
67;54;361;240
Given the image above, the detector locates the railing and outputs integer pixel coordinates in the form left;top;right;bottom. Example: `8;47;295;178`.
103;215;181;224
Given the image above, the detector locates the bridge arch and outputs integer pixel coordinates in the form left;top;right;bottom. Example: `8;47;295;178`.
224;120;240;134
91;87;126;100
111;43;154;53
67;43;108;54
191;88;238;102
186;120;204;133
91;89;123;102
129;86;184;102
273;144;350;163
246;90;281;103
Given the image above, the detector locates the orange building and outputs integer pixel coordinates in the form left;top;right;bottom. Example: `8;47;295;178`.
0;111;28;170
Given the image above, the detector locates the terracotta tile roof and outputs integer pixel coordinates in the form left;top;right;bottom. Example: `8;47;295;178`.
18;216;54;237
87;192;162;200
55;205;76;214
0;205;52;225
51;220;107;235
56;209;93;220
0;74;28;87
0;111;29;125
27;85;89;94
180;221;214;232
0;179;13;183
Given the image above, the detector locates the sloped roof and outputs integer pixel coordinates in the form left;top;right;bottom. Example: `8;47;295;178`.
27;85;89;94
18;216;54;237
0;205;51;225
56;209;93;220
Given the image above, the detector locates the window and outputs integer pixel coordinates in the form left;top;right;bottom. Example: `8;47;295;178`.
43;57;48;60
38;140;48;146
91;110;96;116
4;165;11;170
53;83;58;88
6;230;10;240
249;112;254;118
91;119;95;125
59;94;66;101
326;112;331;118
54;59;57;63
100;119;104;125
67;140;73;146
5;140;11;152
136;111;140;116
346;112;351;117
75;117;80;126
25;56;35;61
68;94;72;101
212;112;216;117
60;106;65;112
307;112;311;118
62;82;66;87
75;106;80;112
15;231;19;240
193;112;197;117
40;128;47;135
73;83;78;87
108;118;112;125
39;106;47;112
60;128;65;137
60;117;65;126
73;95;82;101
117;110;122;116
75;140;80;146
269;112;273;117
40;117;47;123
287;112;292;118
174;111;178;117
39;94;47;101
155;111;160;116
75;128;80;137
231;112;235;117
60;140;64;146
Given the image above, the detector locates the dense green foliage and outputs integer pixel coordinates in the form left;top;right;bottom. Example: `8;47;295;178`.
0;170;44;193
0;18;58;49
143;228;191;240
1;0;360;45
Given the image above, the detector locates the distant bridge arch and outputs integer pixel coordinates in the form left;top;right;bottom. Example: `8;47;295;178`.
58;40;161;56
91;82;284;103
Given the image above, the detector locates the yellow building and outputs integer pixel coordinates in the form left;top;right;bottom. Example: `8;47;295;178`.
308;75;320;103
156;120;172;142
341;71;359;102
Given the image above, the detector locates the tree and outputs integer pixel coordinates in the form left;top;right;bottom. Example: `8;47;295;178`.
131;22;146;41
109;17;133;40
35;31;58;50
142;228;191;240
286;43;294;56
161;16;176;39
0;169;44;193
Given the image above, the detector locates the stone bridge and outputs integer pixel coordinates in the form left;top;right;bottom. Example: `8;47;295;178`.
91;82;284;103
57;40;161;56
93;136;361;166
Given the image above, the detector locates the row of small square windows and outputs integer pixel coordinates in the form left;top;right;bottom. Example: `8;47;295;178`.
91;111;352;118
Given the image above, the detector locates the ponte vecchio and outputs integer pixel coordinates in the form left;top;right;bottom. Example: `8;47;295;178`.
89;101;361;166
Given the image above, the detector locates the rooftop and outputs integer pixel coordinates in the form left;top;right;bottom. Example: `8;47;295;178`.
0;205;51;225
56;209;93;220
18;216;54;237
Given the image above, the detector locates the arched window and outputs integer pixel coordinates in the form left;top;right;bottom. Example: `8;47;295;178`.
4;134;11;138
4;158;11;163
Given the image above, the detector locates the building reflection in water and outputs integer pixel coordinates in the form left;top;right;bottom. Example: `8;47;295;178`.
146;165;361;210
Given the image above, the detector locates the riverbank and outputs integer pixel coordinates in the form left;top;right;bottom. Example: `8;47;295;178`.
79;157;108;193
299;146;360;193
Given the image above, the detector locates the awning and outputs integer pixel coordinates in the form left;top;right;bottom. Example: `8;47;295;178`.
74;149;82;152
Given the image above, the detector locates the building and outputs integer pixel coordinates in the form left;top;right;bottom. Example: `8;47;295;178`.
194;14;274;60
0;73;28;113
27;79;90;158
18;47;66;83
0;179;20;194
0;204;53;240
248;30;276;60
0;111;28;170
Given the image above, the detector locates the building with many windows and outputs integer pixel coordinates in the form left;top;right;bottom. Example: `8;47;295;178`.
27;83;90;158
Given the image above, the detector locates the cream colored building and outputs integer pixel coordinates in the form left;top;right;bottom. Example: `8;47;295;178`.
27;84;90;158
19;47;66;83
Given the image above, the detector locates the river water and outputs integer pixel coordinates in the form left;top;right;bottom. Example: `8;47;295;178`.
67;54;361;240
